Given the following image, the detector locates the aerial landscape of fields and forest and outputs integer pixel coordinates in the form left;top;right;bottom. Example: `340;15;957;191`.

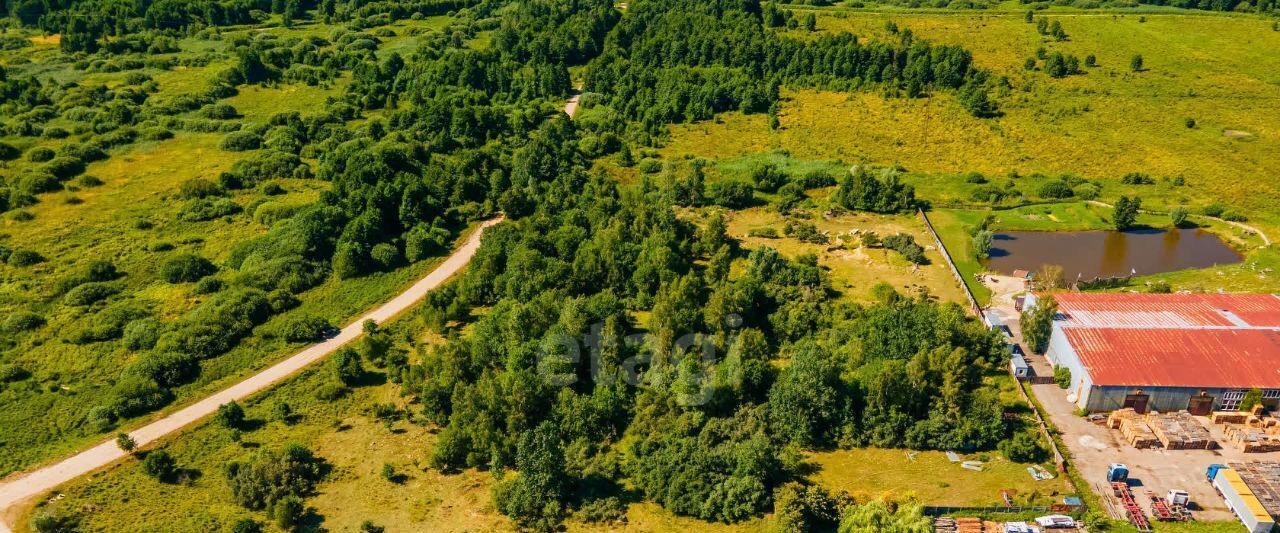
0;0;1279;532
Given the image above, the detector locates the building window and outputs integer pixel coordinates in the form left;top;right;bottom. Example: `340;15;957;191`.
1221;389;1246;411
1263;389;1280;400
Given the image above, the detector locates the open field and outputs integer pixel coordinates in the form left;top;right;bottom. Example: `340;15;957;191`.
665;10;1280;233
809;447;1071;507
789;11;1280;230
722;206;971;304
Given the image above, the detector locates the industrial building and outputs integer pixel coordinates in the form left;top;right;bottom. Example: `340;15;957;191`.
1034;293;1280;413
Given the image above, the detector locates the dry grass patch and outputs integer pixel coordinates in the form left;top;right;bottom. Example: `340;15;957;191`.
724;207;968;304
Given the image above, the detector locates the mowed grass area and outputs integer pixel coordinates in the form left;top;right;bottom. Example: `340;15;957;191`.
808;447;1071;507
722;206;970;304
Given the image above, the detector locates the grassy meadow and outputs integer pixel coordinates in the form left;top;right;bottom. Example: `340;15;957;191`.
721;206;970;304
0;17;467;477
660;8;1280;299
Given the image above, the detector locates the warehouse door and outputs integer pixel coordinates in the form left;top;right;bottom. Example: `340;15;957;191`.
1188;396;1215;416
1123;394;1150;414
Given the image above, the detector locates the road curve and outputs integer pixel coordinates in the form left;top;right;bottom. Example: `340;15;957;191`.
0;218;503;532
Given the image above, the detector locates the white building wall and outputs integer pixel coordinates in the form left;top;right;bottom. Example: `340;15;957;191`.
1043;323;1096;409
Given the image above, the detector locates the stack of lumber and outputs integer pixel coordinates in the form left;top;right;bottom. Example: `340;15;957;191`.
953;517;1001;533
1108;409;1159;448
934;517;957;533
1146;411;1214;450
1211;411;1250;425
1223;424;1280;453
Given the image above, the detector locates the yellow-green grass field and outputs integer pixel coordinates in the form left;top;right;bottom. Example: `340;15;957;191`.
667;11;1280;233
807;447;1070;507
800;11;1280;226
721;206;971;304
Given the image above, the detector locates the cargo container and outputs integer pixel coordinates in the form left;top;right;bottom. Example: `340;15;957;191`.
1213;467;1277;533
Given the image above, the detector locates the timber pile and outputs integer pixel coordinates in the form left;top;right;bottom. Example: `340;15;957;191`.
1223;424;1280;453
954;517;1001;533
935;517;957;533
1211;411;1250;425
1108;409;1158;448
1146;411;1213;450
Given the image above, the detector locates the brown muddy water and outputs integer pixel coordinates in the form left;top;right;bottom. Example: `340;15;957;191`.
982;228;1243;280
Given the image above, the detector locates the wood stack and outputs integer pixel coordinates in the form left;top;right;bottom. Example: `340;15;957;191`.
1211;411;1251;425
1108;409;1159;448
934;517;957;533
1223;424;1280;453
953;517;1001;533
1146;411;1214;450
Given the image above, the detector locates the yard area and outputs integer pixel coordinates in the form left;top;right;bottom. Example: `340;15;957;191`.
723;206;970;305
808;447;1071;507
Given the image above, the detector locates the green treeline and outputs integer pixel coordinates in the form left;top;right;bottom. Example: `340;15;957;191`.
583;0;996;134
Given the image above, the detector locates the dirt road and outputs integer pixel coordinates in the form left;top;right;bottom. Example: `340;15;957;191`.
564;89;582;118
0;218;502;532
1085;199;1271;247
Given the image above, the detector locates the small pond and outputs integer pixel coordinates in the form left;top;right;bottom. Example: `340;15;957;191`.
982;228;1243;280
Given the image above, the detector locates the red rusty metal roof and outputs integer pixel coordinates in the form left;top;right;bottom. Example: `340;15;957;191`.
1050;293;1280;329
1064;327;1280;388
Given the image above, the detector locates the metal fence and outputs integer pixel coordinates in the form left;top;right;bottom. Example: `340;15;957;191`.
924;506;1051;516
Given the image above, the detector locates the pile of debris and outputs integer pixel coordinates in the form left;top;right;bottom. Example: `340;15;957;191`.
1107;409;1158;449
1146;411;1213;450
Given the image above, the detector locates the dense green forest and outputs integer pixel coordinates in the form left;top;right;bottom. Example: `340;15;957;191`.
0;0;1054;530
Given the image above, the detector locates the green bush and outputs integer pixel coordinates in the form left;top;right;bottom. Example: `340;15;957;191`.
1054;366;1072;389
279;314;332;342
4;311;46;332
142;449;179;482
224;443;324;511
708;181;754;208
1037;180;1074;199
4;249;42;267
160;254;217;283
63;282;121;306
122;318;163;350
109;376;174;418
220;131;263;151
178;178;226;199
216;401;246;429
883;233;928;265
43;156;87;179
1072;183;1099;200
126;352;199;388
178;197;242;221
26;146;55;162
999;432;1049;463
0;364;32;382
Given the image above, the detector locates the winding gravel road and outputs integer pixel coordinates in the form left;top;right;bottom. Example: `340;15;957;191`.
0;218;502;532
